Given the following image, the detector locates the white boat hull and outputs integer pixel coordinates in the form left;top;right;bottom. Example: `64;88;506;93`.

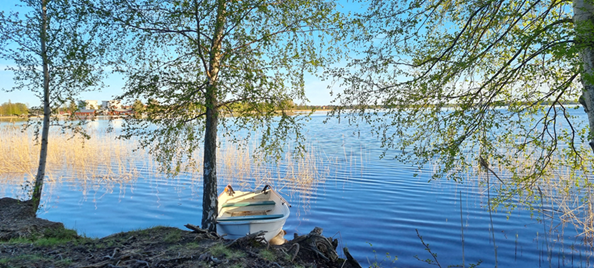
216;185;290;241
216;216;288;241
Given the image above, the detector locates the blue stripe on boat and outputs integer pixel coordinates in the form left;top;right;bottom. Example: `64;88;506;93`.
217;214;284;222
222;201;276;208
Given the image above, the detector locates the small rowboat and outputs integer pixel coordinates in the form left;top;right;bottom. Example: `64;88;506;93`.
216;184;291;242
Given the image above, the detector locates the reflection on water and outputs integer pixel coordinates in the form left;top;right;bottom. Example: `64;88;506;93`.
464;147;594;247
0;117;28;123
1;116;594;266
0;122;333;212
0;124;141;199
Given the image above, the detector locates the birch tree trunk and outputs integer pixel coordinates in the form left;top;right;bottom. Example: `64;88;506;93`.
574;0;594;152
201;0;226;232
31;0;51;214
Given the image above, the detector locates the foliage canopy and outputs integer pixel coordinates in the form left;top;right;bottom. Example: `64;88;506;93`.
329;0;594;212
0;0;106;212
95;0;346;229
0;101;28;116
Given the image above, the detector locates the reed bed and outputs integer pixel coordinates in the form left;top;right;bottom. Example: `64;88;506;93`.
180;140;335;211
451;147;594;244
427;147;594;266
0;124;345;212
0;124;142;198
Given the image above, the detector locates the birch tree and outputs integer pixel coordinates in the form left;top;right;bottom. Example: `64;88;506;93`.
575;0;594;148
329;0;594;210
96;0;345;231
0;0;105;213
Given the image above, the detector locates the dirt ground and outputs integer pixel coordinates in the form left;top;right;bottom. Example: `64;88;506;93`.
0;197;361;268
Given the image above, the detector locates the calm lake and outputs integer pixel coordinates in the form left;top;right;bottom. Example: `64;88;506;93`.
1;111;593;267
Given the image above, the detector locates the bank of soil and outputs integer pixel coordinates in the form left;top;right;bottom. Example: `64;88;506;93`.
0;197;361;268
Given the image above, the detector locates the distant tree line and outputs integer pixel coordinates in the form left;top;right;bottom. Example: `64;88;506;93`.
0;101;28;116
131;98;328;115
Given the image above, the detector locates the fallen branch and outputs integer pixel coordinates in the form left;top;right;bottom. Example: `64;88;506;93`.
184;224;207;233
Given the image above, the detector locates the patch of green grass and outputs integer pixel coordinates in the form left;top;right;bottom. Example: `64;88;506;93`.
227;248;246;259
127;227;152;237
55;258;73;266
208;243;229;257
44;227;79;240
123;225;164;238
208;243;246;259
168;242;202;252
0;254;51;264
124;225;178;240
1;237;29;244
283;251;293;262
0;254;72;267
1;227;85;247
103;239;117;248
187;242;202;250
92;237;119;250
259;249;277;261
35;237;70;247
164;229;182;243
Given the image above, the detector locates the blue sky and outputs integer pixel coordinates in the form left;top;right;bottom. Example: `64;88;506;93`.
0;66;335;107
0;0;351;107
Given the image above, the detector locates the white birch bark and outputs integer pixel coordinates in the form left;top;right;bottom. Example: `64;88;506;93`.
201;0;227;232
32;0;50;214
574;0;594;151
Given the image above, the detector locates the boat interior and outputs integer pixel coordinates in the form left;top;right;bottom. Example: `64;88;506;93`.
219;191;279;219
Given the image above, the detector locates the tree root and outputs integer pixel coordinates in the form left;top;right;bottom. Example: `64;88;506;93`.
184;223;222;240
225;230;267;248
283;226;363;268
287;227;339;262
344;247;362;268
288;243;300;262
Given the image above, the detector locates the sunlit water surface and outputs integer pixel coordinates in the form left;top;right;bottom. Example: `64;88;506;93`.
1;112;593;267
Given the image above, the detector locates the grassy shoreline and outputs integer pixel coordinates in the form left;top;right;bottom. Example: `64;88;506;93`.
0;197;360;268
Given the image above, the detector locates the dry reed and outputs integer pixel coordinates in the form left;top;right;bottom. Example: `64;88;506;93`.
454;147;594;243
0;124;141;198
0;124;343;212
181;140;333;211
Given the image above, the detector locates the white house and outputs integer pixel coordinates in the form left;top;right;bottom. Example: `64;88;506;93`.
101;100;122;110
